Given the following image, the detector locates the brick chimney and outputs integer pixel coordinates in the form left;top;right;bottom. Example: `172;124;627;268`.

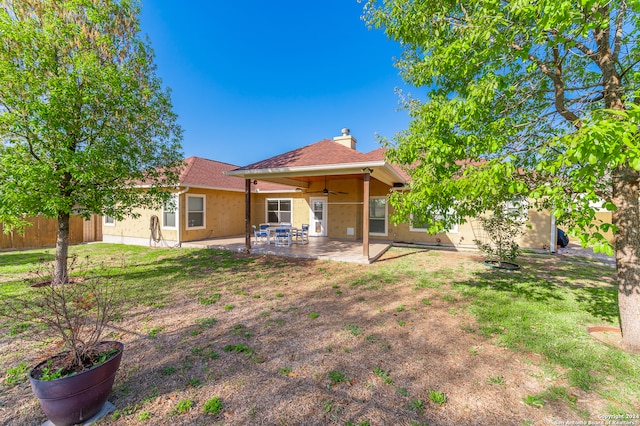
333;128;357;150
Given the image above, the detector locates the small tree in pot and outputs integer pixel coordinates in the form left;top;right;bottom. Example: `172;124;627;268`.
1;257;124;426
473;202;527;270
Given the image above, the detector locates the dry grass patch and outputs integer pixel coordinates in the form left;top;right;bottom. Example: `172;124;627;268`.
0;244;636;425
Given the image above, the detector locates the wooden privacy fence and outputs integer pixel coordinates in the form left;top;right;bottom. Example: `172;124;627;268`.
0;215;102;250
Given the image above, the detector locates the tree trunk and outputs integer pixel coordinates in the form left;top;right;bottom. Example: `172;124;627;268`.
612;164;640;353
53;212;70;285
591;31;640;352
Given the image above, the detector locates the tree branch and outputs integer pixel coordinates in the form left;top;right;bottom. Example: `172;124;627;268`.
620;58;640;79
546;29;598;61
612;0;627;62
550;45;583;128
592;4;625;111
509;42;583;128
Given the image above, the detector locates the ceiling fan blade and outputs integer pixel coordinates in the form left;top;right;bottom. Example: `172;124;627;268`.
305;177;348;195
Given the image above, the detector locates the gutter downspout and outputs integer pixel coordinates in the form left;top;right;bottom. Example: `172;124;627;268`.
176;186;190;247
550;211;557;253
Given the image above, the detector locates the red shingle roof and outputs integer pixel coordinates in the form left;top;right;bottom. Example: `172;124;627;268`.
361;147;386;161
237;139;383;171
181;157;292;192
365;147;411;182
228;139;409;185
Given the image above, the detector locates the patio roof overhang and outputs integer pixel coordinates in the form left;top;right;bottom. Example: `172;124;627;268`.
224;161;406;188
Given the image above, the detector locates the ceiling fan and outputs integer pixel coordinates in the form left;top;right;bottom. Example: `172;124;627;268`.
306;176;348;195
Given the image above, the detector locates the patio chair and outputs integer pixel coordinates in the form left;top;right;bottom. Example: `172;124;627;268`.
279;222;292;228
253;225;270;245
274;227;292;247
293;223;309;244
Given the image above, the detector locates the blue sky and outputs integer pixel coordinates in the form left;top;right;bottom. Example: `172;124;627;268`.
139;1;411;166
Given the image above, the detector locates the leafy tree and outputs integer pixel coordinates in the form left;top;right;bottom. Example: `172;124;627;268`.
0;0;183;284
364;0;640;352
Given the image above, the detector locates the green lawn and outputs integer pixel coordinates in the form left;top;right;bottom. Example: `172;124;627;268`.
0;243;637;424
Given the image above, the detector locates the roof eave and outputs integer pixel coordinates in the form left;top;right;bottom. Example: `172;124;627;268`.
225;162;382;176
225;161;406;187
133;183;247;193
254;188;300;194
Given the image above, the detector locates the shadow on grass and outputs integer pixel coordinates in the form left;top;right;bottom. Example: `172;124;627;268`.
452;256;625;392
0;249;55;267
375;247;430;262
534;258;618;323
459;257;619;323
574;286;619;323
459;267;566;303
83;249;257;280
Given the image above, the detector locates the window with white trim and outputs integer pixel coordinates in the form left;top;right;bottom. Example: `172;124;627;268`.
503;198;528;218
186;194;205;229
162;194;178;229
410;209;459;233
267;199;292;224
104;215;115;226
369;197;387;236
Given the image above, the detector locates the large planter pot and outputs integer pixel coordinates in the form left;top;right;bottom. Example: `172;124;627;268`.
29;341;123;426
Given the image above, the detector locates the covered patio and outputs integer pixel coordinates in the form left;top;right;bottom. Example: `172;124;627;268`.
224;130;408;263
181;235;393;264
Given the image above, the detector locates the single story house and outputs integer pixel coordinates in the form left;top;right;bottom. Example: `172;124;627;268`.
101;156;291;247
104;131;606;259
225;129;555;259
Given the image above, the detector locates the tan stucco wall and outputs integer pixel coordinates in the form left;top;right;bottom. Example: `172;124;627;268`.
393;205;552;251
594;211;615;244
165;177;551;249
519;208;552;250
324;177;363;240
102;188;246;245
182;189;245;241
268;177;551;249
392;216;471;246
102;205;161;242
249;176;554;251
328;203;361;239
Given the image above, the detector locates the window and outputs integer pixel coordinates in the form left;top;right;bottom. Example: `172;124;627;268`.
267;199;292;224
503;198;528;218
410;209;458;233
104;215;115;226
369;197;387;236
162;194;178;229
186;195;205;229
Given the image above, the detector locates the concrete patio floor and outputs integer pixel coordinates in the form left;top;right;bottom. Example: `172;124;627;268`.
181;235;392;264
